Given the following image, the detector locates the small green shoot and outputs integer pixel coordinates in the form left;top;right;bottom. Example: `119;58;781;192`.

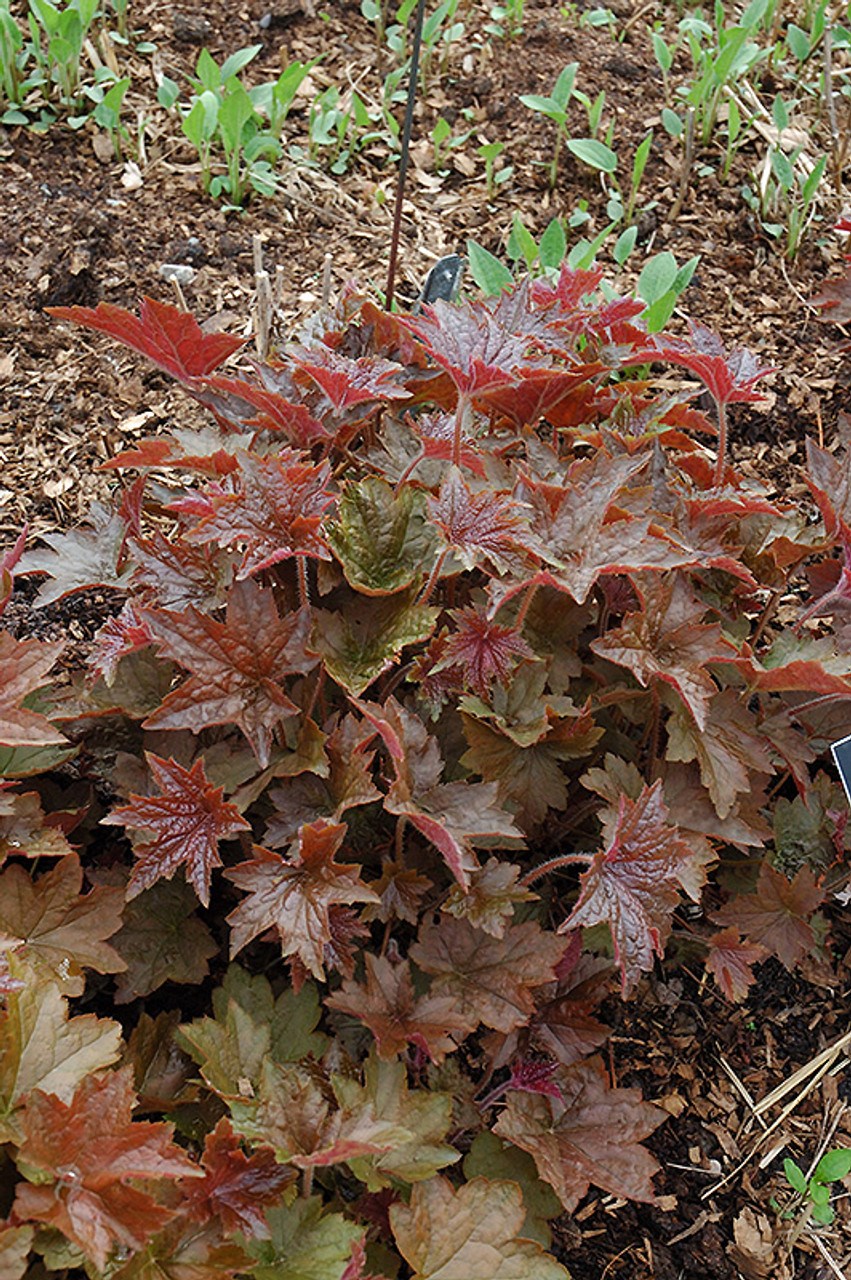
783;1149;851;1225
519;62;579;188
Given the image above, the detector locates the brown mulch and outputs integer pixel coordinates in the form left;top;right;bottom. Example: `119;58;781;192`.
3;0;851;1274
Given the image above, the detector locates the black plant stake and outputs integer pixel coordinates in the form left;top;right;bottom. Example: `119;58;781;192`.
385;0;426;312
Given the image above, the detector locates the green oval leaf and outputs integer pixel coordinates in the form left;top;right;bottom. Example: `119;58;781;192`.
566;138;618;173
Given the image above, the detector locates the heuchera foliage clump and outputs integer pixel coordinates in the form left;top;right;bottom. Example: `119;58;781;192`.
0;270;848;1277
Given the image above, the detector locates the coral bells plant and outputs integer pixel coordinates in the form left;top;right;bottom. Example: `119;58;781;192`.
0;270;849;1277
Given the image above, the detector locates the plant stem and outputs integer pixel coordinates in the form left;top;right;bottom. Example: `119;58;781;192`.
418;548;446;605
713;397;728;487
519;852;592;888
297;557;310;608
452;393;471;467
514;582;539;629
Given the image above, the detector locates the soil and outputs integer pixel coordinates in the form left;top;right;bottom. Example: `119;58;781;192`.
3;0;851;1275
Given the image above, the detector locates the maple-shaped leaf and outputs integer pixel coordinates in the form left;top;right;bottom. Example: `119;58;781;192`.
518;451;693;604
354;696;523;888
401;296;528;395
185;453;333;579
526;952;613;1068
0;853;125;995
0;956;122;1142
563;782;714;995
48;296;246;383
326;954;471;1062
178;966;326;1102
0;633;67;748
711;862;824;969
142;579;316;768
313;590;437;698
13;1067;201;1270
494;1056;664;1212
131;531;234;613
805;436;851;539
247;1196;363;1280
477;361;606;429
264;714;381;847
428;466;539;577
666;690;772;819
436;607;534;697
460;665;602;826
326;476;438;595
104;424;248;477
289;902;369;992
0;1223;32;1280
181;1118;294;1238
661;760;771;850
730;631;851;695
410;916;568;1034
18;503;134;607
201;372;330;446
111;1218;250;1280
361;860;432;925
463;1132;563;1249
637;320;772;408
704;927;767;1001
291;344;411;413
441;858;535;937
592;575;735;728
331;1055;458;1189
391;1175;570;1280
0;787;73;863
88;604;153;687
237;1057;395;1170
225;820;378;979
102;753;250;907
109;874;218;1003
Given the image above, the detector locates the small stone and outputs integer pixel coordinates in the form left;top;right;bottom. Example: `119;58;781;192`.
159;263;196;286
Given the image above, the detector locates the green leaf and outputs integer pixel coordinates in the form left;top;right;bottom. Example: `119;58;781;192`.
332;1055;459;1189
111;876;218;1004
312;591;437;696
326;477;438;595
178;964;327;1098
613;225;638;266
786;23;810;59
466;238;514;295
783;1158;808;1194
0;957;122;1142
218;77;256;151
249;1198;362;1280
551;62;579;110
538;217;567;271
0;741;78;778
661;107;683;137
566;137;617;173
813;1149;851;1184
220;43;263;81
464;1132;563;1247
216;964;328;1062
507;213;538;268
637;251;678;304
156;75;180;108
391;1176;571;1279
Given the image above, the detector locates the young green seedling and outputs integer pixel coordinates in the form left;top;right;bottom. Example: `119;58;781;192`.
519;62;579;188
784;1149;851;1225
